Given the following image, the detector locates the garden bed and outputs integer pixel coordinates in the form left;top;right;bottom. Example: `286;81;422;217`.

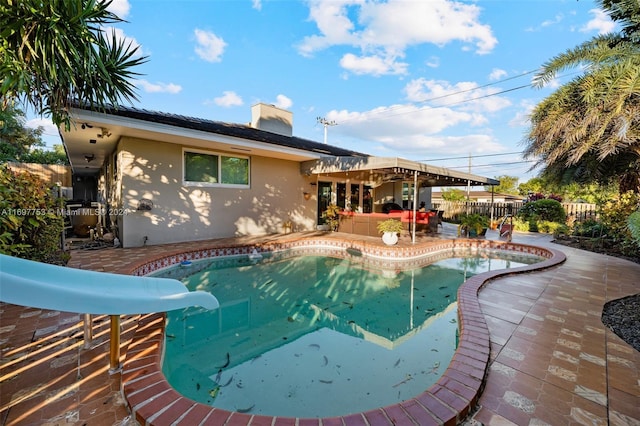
553;235;639;264
601;294;640;352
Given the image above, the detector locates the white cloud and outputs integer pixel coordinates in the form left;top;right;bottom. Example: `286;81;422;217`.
509;100;535;127
541;13;564;28
107;0;131;19
328;104;472;139
525;13;564;32
326;105;504;155
214;91;244;107
252;0;262;10
26;117;57;136
25;117;59;147
545;77;562;89
320;76;515;156
138;80;182;94
296;0;360;57
426;56;440;68
101;26;146;57
297;0;496;76
339;53;408;76
194;29;227;63
581;9;615;35
360;0;497;53
489;68;507;81
386;134;503;156
403;78;511;113
274;94;293;109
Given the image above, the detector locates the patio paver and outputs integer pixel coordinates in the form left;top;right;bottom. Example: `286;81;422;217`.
1;227;638;425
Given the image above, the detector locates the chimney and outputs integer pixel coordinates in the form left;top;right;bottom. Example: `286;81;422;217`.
250;103;293;137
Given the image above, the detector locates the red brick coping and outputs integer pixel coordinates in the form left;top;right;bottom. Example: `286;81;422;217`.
121;238;566;426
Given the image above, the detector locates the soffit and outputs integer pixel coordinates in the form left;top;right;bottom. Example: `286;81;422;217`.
300;156;500;187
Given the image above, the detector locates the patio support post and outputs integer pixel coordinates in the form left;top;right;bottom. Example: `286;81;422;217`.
83;313;93;349
412;170;418;244
109;315;121;373
490;186;495;224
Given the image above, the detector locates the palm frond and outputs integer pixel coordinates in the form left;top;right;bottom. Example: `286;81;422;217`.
0;0;149;128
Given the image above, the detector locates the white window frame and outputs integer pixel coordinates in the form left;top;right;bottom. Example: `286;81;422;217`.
182;148;250;188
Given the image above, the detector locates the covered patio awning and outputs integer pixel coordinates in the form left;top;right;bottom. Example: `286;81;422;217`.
300;156;500;187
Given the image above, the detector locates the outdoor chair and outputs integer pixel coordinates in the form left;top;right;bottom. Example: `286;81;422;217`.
428;215;439;233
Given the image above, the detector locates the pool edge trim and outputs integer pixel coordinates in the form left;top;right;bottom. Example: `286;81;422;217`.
120;237;566;426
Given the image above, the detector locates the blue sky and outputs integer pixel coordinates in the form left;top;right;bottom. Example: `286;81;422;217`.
30;0;616;184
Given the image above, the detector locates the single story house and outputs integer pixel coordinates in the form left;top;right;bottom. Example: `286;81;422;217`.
60;103;498;247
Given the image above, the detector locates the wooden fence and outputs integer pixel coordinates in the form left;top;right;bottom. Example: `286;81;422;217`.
433;201;598;222
7;162;72;187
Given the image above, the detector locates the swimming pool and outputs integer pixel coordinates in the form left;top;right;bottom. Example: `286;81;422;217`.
154;248;542;418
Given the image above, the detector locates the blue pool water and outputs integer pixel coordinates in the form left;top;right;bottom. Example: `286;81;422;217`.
155;249;540;417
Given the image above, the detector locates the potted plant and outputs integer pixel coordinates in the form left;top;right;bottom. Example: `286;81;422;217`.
458;213;489;237
323;204;341;231
377;218;404;245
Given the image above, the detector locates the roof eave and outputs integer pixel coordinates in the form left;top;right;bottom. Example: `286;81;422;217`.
301;156;500;186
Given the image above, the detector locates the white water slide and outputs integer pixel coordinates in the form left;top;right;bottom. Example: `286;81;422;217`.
0;254;218;314
0;253;219;370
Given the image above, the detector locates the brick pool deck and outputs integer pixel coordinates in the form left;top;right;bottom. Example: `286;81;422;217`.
1;226;638;425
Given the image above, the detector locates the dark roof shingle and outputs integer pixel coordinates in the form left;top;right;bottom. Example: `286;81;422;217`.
86;104;368;158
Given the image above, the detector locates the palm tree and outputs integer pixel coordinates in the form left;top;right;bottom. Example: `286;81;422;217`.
523;0;640;193
0;0;148;129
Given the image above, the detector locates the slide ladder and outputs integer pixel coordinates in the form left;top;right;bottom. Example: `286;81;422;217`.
499;214;513;242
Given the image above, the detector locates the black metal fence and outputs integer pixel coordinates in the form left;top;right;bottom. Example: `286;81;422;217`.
433;201;598;222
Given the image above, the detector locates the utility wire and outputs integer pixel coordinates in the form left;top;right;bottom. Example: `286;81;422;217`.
334;69;539;124
431;84;532;108
420;151;523;162
446;159;537;169
332;69;582;124
412;69;540;106
375;83;533;121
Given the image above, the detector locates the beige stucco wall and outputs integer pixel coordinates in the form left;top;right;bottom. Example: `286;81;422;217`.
118;137;317;248
373;184;396;211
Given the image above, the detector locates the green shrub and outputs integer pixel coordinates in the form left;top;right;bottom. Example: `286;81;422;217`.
518;199;566;223
600;192;638;237
628;211;640;245
600;191;639;257
516;199;566;234
0;165;67;264
511;217;530;232
573;219;608;237
553;224;571;238
538;220;569;235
